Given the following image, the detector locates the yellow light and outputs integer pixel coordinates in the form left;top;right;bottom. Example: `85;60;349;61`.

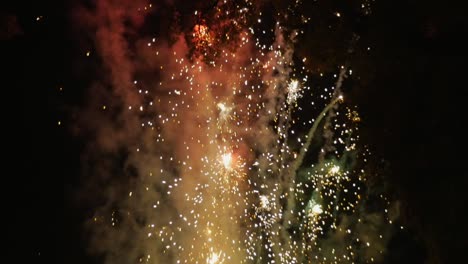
312;204;323;215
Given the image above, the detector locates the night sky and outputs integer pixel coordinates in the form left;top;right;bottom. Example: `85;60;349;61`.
4;0;467;263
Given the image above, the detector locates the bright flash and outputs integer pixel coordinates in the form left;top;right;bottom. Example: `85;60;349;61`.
287;79;302;104
218;102;226;112
329;165;340;175
222;153;232;169
217;102;232;121
259;195;270;210
312;204;323;215
207;250;223;264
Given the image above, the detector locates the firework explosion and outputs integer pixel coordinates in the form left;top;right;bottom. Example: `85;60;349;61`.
76;0;398;263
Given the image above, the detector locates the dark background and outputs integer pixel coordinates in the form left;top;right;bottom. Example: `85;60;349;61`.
4;0;467;263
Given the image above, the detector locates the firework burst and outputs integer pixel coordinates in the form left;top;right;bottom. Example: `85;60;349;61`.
79;1;396;263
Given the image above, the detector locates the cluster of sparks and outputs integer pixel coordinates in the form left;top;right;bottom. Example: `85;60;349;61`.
86;1;395;263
